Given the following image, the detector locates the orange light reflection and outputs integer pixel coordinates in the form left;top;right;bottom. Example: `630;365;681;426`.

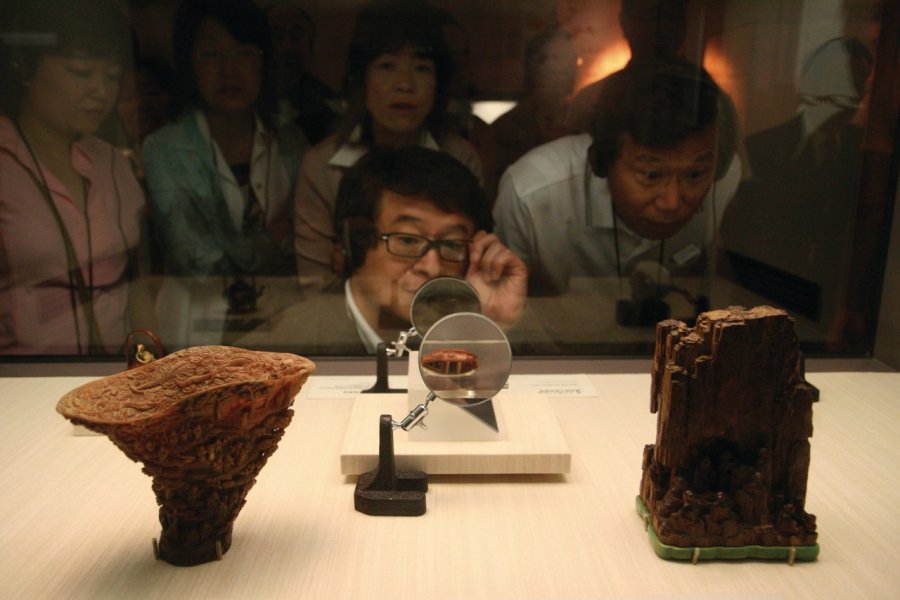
703;45;743;124
575;40;630;93
574;43;742;123
703;46;736;97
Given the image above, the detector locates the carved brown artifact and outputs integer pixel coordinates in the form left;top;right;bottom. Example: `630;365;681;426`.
637;306;819;563
57;346;315;566
420;348;480;376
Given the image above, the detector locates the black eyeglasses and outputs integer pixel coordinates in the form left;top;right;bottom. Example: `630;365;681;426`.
379;233;471;262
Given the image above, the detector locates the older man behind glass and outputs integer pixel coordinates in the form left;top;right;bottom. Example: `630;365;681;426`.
493;59;741;299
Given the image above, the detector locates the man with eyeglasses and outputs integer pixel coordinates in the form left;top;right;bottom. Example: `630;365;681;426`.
239;145;528;354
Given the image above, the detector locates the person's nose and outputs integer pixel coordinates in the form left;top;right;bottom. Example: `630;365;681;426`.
221;56;239;75
411;246;442;278
89;73;115;102
393;63;414;93
654;177;682;213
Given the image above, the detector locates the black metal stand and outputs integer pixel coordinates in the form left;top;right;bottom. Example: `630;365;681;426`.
362;343;406;393
354;415;427;516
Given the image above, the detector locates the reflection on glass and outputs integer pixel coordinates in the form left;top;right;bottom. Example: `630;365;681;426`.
0;0;895;361
0;0;143;356
410;276;481;335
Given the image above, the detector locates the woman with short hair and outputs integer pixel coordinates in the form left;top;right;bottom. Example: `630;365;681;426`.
0;0;145;355
293;0;483;291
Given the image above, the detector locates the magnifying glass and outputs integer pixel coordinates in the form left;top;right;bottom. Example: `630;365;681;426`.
389;277;482;356
419;312;511;408
410;276;482;334
394;311;511;431
368;277;484;394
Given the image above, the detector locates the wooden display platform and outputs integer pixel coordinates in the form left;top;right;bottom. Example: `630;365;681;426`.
340;392;571;475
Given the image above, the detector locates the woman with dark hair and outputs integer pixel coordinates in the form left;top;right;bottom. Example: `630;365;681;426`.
140;0;308;348
0;0;146;355
293;0;483;292
141;0;307;281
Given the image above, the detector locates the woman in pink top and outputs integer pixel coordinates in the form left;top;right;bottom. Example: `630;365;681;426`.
293;0;483;291
0;0;145;355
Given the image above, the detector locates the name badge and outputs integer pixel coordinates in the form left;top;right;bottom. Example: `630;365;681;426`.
671;244;701;267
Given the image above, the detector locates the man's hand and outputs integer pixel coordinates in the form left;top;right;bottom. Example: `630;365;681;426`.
465;231;528;329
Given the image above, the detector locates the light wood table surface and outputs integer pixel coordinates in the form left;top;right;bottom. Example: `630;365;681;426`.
1;370;898;599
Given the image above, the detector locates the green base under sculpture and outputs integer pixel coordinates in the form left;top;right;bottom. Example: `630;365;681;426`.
636;496;819;564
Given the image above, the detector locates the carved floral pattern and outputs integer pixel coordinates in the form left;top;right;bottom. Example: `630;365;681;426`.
57;346;315;566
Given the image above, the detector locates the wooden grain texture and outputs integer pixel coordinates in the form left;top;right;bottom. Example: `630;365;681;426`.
1;371;899;599
643;307;819;550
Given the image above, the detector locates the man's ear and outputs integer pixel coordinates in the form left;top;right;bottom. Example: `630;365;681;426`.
587;142;610;178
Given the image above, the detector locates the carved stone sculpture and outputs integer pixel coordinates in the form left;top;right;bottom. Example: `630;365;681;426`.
638;306;819;562
57;346;315;566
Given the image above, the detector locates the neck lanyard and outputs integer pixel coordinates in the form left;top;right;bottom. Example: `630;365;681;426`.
583;159;664;280
14;122;106;354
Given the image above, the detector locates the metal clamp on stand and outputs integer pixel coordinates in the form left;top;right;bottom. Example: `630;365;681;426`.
393;392;436;431
362;327;421;394
361;341;409;394
388;327;417;358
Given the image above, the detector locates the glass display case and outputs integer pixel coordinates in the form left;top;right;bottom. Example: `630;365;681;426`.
0;0;897;364
1;5;899;596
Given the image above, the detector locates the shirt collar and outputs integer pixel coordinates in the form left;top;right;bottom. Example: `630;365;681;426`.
193;109;270;162
0;116;97;197
0;116;26;157
71;140;96;179
329;125;441;168
583;158;616;230
193;109;271;230
345;278;383;354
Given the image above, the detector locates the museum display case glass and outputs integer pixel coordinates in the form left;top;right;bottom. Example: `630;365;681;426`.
0;0;896;365
2;5;899;598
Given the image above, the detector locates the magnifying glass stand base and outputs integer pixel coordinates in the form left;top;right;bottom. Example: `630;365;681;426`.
341;393;571;475
354;415;428;517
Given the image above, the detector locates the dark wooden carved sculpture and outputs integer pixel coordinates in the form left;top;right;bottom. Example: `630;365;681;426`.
57;346;315;566
638;306;819;563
